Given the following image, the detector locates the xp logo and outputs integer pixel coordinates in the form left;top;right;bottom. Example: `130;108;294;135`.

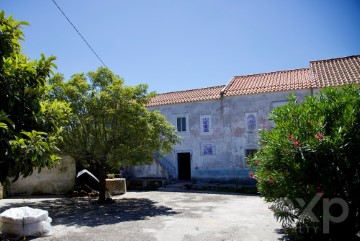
282;193;349;233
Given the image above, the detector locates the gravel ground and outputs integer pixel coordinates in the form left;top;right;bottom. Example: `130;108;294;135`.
0;190;284;241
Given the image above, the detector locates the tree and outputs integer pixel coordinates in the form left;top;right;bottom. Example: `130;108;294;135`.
249;85;360;240
48;67;180;202
0;11;71;184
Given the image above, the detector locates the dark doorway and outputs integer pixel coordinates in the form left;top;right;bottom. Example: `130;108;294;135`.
177;152;191;180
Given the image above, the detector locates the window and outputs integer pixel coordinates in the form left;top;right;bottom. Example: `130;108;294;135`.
245;149;257;166
177;117;186;132
246;149;257;158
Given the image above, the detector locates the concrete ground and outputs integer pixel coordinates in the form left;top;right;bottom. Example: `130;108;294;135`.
0;190;284;241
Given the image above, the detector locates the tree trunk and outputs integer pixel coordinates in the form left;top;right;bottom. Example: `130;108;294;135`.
98;167;107;202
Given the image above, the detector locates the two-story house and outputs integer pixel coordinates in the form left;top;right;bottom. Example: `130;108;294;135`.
128;55;360;186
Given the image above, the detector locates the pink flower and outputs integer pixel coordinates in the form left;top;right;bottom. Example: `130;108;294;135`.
288;135;295;140
293;140;299;147
315;133;324;139
316;185;324;194
269;178;275;184
255;160;259;166
249;172;254;179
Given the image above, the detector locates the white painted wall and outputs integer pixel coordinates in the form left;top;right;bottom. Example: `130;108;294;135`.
143;89;312;185
7;155;76;196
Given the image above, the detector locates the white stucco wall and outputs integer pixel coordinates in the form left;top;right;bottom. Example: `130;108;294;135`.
145;89;311;185
7;155;76;196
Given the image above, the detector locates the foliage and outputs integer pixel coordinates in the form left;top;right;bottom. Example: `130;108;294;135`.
48;67;180;201
249;85;360;240
0;11;72;183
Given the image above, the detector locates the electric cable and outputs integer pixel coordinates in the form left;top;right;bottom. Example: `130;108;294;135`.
51;0;108;68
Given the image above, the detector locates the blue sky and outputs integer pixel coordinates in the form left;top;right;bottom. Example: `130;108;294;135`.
1;0;360;93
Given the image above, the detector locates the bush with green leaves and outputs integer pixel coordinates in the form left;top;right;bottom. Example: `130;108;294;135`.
249;85;360;240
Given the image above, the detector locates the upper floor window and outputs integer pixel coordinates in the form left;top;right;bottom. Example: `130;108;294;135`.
177;117;187;132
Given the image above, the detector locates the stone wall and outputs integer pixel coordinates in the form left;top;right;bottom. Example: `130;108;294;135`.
7;155;76;196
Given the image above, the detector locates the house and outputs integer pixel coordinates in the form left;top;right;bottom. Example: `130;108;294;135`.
127;55;360;186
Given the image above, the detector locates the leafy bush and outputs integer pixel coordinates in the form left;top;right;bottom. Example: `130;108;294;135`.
249;85;360;240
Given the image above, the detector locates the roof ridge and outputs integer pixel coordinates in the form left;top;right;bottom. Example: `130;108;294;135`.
232;67;309;78
155;85;225;95
310;55;360;63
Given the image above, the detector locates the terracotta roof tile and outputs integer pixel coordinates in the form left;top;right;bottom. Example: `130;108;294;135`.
146;55;360;107
223;68;312;96
310;55;360;88
146;85;225;107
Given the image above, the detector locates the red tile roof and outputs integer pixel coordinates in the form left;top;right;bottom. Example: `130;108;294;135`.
146;85;225;107
147;55;360;107
223;68;312;96
310;55;360;88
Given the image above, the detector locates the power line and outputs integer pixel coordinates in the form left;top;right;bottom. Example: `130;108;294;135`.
51;0;107;68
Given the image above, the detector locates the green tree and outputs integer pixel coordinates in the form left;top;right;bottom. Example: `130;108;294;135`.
249;85;360;240
0;11;72;183
49;67;180;202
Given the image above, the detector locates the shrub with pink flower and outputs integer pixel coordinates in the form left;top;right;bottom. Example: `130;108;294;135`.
293;140;299;146
249;172;254;179
248;86;360;240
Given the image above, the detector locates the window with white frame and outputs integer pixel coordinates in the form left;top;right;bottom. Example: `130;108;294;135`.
177;117;187;132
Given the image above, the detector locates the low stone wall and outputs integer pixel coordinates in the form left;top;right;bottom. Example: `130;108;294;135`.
127;178;167;190
0;184;3;199
191;169;257;187
106;178;126;195
7;155;76;196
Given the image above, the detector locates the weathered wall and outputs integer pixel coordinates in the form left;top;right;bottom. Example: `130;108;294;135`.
145;89;311;185
0;184;3;199
127;160;168;179
7;155;76;196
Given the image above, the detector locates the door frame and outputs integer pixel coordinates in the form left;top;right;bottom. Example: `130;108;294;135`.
176;151;192;180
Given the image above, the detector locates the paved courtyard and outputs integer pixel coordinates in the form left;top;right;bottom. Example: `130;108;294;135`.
0;191;284;241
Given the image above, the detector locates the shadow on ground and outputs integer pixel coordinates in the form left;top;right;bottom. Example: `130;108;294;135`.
0;197;179;227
